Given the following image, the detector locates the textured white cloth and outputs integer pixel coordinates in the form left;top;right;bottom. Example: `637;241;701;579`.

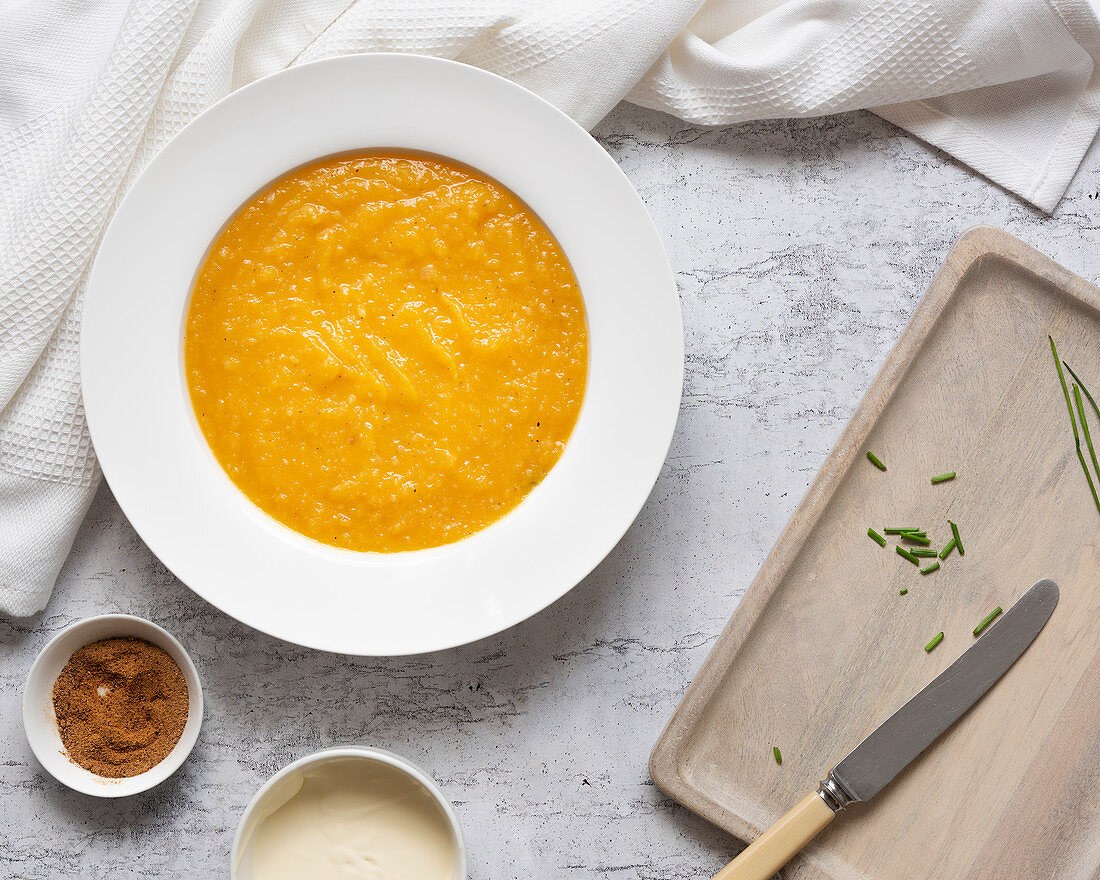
2;0;1099;617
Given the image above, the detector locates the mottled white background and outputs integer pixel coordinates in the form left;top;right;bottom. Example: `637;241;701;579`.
3;103;1099;879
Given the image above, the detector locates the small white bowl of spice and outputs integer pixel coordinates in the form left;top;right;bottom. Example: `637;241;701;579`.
232;746;466;880
22;613;203;797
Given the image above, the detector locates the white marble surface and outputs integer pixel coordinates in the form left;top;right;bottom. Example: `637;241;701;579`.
3;102;1099;880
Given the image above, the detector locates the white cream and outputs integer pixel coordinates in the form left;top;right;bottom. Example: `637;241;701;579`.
239;758;457;880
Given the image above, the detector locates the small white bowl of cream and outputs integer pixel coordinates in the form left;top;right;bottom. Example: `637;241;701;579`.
232;746;466;880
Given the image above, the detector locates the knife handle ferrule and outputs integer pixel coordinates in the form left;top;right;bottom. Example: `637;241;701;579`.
818;772;857;812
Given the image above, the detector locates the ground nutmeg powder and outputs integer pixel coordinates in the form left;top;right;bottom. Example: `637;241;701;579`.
52;637;189;778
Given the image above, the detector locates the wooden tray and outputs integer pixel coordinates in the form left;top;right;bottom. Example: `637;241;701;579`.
651;227;1100;880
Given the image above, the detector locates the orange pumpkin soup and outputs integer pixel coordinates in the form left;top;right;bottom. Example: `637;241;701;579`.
185;153;587;552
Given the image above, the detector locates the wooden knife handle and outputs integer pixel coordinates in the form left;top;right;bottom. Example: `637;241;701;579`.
711;792;835;880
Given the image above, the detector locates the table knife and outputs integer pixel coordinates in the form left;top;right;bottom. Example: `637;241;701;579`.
713;577;1059;880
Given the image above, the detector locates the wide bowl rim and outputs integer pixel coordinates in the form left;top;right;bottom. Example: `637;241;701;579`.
81;52;684;655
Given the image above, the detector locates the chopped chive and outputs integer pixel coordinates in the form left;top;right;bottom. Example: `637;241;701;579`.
901;533;932;546
896;546;921;565
866;451;887;471
884;527;920;535
1051;336;1100;516
939;538;957;560
924;632;944;652
931;472;956;484
867;528;886;547
899;588;908;595
920;562;940;575
973;607;1003;636
911;548;938;558
773;746;782;764
948;519;964;556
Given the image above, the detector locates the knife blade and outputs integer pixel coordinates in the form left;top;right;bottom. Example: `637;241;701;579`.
713;577;1059;880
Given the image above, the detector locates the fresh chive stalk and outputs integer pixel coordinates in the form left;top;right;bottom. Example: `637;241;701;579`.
910;548;938;558
901;533;932;547
1066;362;1100;512
1070;387;1100;515
930;472;956;484
1064;361;1100;422
948;519;964;556
939;539;957;560
924;632;944;652
1050;336;1100;515
973;607;1003;636
884;528;919;535
920;562;940;575
896;546;921;565
899;588;908;595
1074;384;1100;499
868;528;887;547
773;746;782;765
866;451;887;471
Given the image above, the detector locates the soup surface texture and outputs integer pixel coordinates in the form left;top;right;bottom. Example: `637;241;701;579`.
185;153;587;552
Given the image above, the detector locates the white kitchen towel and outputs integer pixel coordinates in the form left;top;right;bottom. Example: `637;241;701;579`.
2;0;1099;617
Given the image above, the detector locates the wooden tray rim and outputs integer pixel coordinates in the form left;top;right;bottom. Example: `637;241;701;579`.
649;225;1100;848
